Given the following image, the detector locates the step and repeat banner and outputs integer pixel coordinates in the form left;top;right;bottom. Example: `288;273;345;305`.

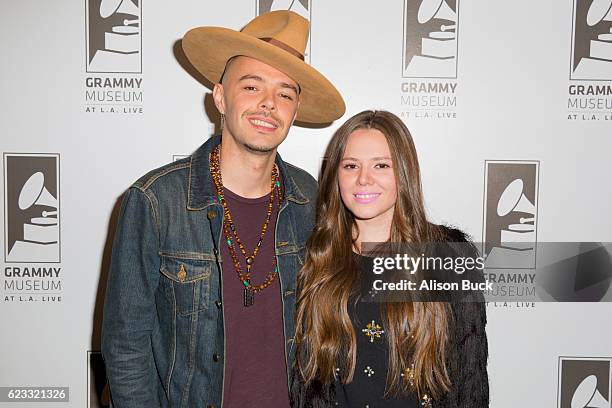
1;1;612;407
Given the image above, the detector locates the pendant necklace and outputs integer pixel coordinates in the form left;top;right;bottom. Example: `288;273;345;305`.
210;145;283;306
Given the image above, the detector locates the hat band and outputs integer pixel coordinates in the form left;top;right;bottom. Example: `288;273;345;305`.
259;37;304;61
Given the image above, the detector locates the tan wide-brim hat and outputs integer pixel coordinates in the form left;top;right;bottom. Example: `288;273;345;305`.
182;10;345;124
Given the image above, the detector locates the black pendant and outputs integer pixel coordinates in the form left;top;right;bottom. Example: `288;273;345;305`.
244;287;254;307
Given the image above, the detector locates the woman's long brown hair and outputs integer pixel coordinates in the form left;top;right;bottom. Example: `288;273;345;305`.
294;110;452;399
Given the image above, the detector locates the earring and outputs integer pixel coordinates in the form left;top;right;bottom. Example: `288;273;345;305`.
220;113;225;131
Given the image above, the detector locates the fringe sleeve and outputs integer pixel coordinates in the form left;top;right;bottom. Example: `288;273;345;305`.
289;366;334;408
438;226;490;407
444;297;490;407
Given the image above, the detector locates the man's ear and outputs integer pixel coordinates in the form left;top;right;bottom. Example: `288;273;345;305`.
212;83;225;114
291;99;300;125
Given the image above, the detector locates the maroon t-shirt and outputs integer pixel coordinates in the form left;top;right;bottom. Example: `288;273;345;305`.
219;186;290;407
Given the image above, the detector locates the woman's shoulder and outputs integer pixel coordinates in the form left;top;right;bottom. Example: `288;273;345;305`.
431;223;472;243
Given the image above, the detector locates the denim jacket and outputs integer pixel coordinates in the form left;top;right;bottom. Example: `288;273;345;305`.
101;136;317;407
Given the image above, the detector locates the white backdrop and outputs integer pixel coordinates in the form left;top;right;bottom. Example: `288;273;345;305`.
1;1;611;407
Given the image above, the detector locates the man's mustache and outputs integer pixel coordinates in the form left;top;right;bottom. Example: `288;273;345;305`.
242;110;284;128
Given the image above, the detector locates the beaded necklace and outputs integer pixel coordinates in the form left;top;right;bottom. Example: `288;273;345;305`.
210;144;283;307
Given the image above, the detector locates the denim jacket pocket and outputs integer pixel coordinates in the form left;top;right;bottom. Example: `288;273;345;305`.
159;252;211;316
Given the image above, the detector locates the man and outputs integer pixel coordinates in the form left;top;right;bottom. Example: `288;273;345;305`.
101;10;344;408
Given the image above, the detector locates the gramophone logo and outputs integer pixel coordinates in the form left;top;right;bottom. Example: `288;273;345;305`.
256;0;311;63
571;0;612;80
558;357;611;408
4;154;60;263
482;161;539;269
403;0;459;78
86;0;141;73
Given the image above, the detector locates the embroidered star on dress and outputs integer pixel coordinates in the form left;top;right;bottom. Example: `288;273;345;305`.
400;363;433;407
420;394;432;407
334;367;341;380
400;364;415;387
367;287;379;299
361;320;384;342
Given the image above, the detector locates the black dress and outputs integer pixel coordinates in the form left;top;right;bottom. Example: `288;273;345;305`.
332;253;422;407
291;228;489;408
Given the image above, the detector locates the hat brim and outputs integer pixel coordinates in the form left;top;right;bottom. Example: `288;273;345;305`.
182;26;345;124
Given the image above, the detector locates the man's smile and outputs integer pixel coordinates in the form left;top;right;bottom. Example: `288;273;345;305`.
247;116;280;132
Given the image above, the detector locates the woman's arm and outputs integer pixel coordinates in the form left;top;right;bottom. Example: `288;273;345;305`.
452;298;489;407
289;367;334;408
439;227;490;407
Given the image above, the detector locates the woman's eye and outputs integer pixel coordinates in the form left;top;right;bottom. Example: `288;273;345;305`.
244;86;257;91
375;163;391;169
343;163;358;169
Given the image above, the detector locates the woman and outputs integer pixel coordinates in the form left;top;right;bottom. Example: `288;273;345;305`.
292;110;489;407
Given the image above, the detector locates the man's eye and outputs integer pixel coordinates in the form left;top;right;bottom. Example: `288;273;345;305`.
280;93;294;101
244;86;257;91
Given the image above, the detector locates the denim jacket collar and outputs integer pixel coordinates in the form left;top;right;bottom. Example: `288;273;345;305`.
187;135;309;210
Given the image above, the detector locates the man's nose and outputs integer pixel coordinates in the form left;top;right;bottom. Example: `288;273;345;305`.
259;89;276;112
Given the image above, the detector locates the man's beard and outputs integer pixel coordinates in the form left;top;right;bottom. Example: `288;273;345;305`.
238;109;286;154
242;142;277;154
